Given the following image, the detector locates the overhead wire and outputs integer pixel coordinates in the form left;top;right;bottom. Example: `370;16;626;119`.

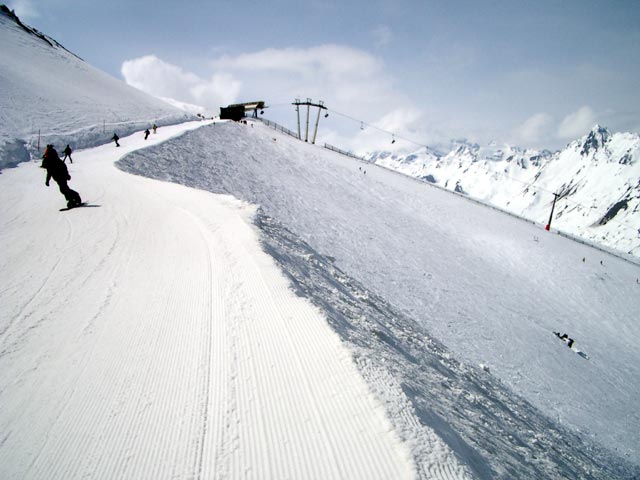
264;102;638;236
323;107;639;236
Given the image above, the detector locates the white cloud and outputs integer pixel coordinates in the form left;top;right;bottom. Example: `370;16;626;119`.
121;46;422;152
121;55;242;112
513;113;554;145
207;45;421;151
374;107;423;133
349;107;424;154
557;106;597;139
212;45;384;85
210;45;403;119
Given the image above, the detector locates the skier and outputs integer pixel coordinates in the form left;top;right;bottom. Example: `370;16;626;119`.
62;144;73;163
152;123;157;134
144;128;150;140
112;133;120;147
42;145;82;208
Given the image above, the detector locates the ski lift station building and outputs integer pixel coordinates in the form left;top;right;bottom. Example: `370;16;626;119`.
220;101;266;121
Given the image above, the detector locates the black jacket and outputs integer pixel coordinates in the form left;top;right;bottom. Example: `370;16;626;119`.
43;151;70;184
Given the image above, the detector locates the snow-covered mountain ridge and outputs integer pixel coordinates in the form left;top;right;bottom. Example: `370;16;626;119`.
0;5;80;59
0;6;194;170
368;126;640;258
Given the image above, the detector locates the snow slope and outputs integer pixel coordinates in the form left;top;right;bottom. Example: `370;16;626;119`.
0;6;193;170
3;121;638;480
0;122;427;479
2;122;638;479
1;6;639;479
370;128;640;259
118;120;640;476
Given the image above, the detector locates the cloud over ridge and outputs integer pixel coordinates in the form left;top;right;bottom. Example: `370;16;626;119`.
121;55;242;112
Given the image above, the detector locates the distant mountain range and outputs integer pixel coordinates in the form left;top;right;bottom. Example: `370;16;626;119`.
367;126;640;258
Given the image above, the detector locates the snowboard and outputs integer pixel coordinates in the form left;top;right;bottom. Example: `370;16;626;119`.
553;332;589;360
59;202;87;211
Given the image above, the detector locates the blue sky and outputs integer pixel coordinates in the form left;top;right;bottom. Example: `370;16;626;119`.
8;0;640;152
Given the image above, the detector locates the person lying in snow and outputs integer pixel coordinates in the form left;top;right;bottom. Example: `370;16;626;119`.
554;332;574;348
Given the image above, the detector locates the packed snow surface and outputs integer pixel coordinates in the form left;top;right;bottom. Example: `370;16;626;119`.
118;120;640;474
0;122;423;479
2;8;640;477
2;118;639;479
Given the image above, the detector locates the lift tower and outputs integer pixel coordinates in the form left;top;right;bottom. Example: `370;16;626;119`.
292;99;328;144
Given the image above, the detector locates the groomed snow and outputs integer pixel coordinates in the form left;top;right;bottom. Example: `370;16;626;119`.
3;8;640;479
2;120;639;479
0;122;431;479
117;120;640;474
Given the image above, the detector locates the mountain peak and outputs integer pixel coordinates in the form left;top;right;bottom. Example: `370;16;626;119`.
0;4;81;58
580;124;610;156
590;124;610;136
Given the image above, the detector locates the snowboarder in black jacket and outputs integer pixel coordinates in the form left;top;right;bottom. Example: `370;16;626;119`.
112;133;120;147
42;145;82;208
144;128;150;140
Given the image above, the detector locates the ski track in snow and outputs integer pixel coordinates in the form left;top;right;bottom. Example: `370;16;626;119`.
0;122;428;479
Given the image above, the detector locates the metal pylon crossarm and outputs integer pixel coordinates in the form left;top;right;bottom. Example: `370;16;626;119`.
293;99;328;144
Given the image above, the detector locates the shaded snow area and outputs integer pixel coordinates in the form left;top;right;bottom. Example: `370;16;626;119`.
0;122;418;479
117;120;640;478
0;8;193;170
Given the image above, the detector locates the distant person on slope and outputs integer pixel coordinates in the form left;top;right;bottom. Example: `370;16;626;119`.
42;144;82;208
62;144;73;163
152;123;157;134
112;133;120;147
554;331;575;348
144;128;150;140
